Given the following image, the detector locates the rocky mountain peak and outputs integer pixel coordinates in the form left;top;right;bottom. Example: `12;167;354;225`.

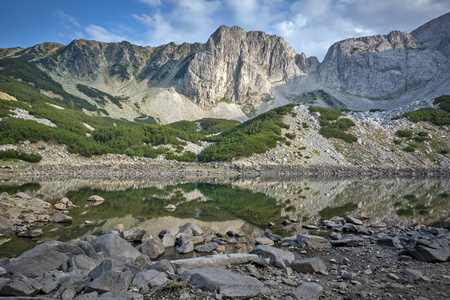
411;12;450;58
178;25;306;108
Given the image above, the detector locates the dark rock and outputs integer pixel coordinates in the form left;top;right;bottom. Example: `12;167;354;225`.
0;274;41;296
51;213;73;223
195;242;219;253
99;291;143;300
291;257;327;273
17;229;43;238
63;254;99;273
403;268;423;279
84;270;134;294
136;239;165;260
91;233;141;259
120;227;146;242
53;275;91;299
131;270;168;289
150;259;175;274
345;215;363;225
0;278;11;290
177;241;194;254
39;274;61;294
249;245;295;268
378;237;403;248
158;227;179;239
226;230;243;237
88;257;129;280
181;267;269;299
290;282;323;300
4;241;96;277
407;236;450;262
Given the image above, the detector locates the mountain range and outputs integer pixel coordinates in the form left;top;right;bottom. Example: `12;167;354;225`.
1;12;449;124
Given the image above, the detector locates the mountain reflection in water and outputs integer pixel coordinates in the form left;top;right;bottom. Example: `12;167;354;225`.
0;177;448;258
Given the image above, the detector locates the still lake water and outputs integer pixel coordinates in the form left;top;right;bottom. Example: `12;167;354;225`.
1;176;449;258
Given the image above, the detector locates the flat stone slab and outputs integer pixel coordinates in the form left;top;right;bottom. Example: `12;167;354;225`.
172;253;258;269
292;257;327;273
181;267;268;299
291;282;323;299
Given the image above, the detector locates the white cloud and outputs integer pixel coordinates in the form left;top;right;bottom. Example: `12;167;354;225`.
85;25;127;43
137;0;162;7
55;10;84;40
56;10;81;28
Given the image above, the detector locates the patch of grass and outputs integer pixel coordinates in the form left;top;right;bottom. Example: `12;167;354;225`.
309;106;342;121
393;95;450;126
396;130;413;138
319;127;357;143
285;133;296;139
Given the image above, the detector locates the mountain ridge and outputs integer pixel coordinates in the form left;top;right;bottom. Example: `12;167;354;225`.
0;12;449;123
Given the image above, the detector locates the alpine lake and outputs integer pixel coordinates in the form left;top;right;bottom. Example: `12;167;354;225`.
0;175;449;259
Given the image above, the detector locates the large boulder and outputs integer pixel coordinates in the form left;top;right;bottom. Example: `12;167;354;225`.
177;241;194;254
120;227;146;242
0;274;41;297
194;242;219;253
4;241;96;277
172;254;258;269
84;270;134;294
249;245;295;268
181;267;269;299
131;269;168;289
407;236;450;262
51;213;73;223
91;233;141;259
291;257;327;273
88;257;130;280
178;222;203;237
161;234;176;248
52;274;91;299
136;239;165;260
63;254;99;273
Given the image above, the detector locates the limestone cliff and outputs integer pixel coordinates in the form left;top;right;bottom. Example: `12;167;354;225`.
178;25;307;108
318;30;448;99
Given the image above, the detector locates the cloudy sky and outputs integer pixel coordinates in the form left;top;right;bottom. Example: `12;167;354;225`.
1;0;449;60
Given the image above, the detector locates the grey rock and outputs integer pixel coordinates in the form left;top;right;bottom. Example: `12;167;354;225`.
178;222;203;237
100;291;143;300
0;266;6;276
290;282;323;300
84;235;97;244
297;234;332;249
85;270;134;294
0;278;11;290
88;257;127;280
172;253;258;269
158;227;180;239
226;230;242;237
4;241;95;277
342;272;357;280
194;242;219;253
75;291;98;299
63;254;99;274
329;236;366;247
404;268;423;279
249;245;295;268
255;237;275;246
181;267;269;299
407;236;450;262
318;30;447;100
150;259;175;274
39;274;61;294
178;234;204;245
15;192;32;200
87;195;104;203
291;257;327;273
91;233;141;260
53;275;91;299
329;232;342;240
120;227;146;242
161;234;176;248
136;239;165;260
51;213;73;223
378;237;402;248
131;269;168;289
179;25;305;108
388;273;400;280
0;274;41;296
17;229;43;238
177;241;194;254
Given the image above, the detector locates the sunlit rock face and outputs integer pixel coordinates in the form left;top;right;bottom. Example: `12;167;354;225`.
178;25;307;108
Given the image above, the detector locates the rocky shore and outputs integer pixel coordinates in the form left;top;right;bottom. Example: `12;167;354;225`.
0;192;449;300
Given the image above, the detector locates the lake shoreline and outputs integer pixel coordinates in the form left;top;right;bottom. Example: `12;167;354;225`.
2;160;450;179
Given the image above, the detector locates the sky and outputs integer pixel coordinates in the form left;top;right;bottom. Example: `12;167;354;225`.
1;0;449;61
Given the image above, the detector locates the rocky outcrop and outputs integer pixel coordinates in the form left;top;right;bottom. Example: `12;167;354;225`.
318;30;448;99
411;12;450;58
178;25;307;107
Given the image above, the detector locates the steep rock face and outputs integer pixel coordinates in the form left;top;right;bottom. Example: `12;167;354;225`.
411;12;450;58
318;30;448;99
40;40;201;83
178;25;307;108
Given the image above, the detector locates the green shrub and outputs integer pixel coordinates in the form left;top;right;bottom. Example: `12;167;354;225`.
434;95;450;113
0;149;42;162
166;151;196;162
330;118;355;131
302;122;309;129
414;136;428;142
393;139;402;145
285;133;296;139
309;106;342;121
318;127;357;143
396;130;413;138
393;107;450;126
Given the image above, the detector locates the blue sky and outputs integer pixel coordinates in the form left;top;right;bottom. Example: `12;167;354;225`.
1;0;449;60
